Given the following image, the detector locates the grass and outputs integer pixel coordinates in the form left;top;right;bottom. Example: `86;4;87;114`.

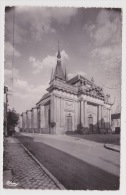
68;133;120;145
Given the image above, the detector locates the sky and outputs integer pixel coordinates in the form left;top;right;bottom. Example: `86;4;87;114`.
4;7;122;114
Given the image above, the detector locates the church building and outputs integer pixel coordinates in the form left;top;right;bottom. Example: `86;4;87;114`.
20;46;113;134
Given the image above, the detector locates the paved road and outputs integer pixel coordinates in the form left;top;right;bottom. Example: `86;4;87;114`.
3;137;60;189
21;133;120;176
16;133;120;190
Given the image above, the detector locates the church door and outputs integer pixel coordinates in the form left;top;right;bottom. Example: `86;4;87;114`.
88;115;93;132
66;114;72;131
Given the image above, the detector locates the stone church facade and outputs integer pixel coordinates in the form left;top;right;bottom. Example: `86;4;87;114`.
20;47;113;134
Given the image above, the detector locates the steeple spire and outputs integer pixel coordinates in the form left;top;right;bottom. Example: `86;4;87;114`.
53;42;66;81
50;68;54;82
57;40;61;59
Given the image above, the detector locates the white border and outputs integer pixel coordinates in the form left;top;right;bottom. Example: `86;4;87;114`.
0;1;126;195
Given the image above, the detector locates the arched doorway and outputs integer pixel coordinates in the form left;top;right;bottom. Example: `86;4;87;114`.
88;114;93;132
66;114;72;131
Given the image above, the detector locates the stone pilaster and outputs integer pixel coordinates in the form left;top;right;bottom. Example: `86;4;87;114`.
98;105;102;129
81;100;84;127
84;101;87;128
37;107;40;128
60;98;64;126
51;94;56;123
26;111;29;128
50;94;56;134
40;105;45;128
56;96;59;126
75;101;78;129
28;110;31;128
31;109;34;128
22;113;26;129
33;108;38;128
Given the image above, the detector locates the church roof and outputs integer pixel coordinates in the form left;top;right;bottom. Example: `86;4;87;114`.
36;92;50;105
41;92;50;100
67;75;93;85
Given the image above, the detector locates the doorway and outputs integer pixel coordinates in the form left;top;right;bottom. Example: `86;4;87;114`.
66;114;72;131
88;114;93;132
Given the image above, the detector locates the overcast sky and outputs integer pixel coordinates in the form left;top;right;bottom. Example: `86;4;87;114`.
4;7;122;114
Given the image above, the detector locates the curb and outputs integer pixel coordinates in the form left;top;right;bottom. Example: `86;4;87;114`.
18;141;66;190
104;144;120;153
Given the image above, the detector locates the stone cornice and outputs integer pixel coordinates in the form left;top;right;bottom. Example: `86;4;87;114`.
53;93;78;102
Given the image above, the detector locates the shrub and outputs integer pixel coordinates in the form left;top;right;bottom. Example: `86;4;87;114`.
77;123;82;130
50;122;56;128
82;127;90;135
100;128;107;134
66;130;83;135
107;129;112;134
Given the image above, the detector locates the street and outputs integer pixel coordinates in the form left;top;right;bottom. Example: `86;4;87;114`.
16;133;120;190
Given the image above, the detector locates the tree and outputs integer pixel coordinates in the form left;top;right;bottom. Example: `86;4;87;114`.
7;109;19;136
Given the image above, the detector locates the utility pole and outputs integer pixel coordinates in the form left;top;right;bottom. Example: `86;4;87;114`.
4;86;8;137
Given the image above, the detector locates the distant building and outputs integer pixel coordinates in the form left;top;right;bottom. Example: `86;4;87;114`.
20;46;113;134
111;113;121;133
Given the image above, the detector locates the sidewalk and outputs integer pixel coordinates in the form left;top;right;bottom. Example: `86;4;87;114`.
104;144;120;152
3;137;64;189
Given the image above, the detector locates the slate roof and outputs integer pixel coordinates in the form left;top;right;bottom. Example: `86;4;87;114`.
36;92;50;105
53;61;66;81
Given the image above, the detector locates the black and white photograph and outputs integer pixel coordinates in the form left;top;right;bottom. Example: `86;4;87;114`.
1;2;125;192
